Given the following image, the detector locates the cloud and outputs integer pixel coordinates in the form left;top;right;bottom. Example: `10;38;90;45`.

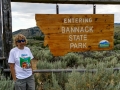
11;2;120;32
96;5;120;23
11;3;56;14
11;2;57;31
59;4;93;14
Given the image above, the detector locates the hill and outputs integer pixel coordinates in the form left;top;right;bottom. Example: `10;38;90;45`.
12;26;44;38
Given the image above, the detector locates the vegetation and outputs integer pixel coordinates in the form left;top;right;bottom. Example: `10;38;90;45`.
0;72;14;90
29;28;120;89
32;49;120;90
1;25;120;90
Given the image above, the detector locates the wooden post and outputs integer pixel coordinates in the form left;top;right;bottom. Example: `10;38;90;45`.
2;0;12;68
93;4;96;14
56;4;59;14
0;0;3;57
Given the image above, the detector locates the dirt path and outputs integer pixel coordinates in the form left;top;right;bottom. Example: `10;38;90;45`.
31;59;43;90
31;59;38;70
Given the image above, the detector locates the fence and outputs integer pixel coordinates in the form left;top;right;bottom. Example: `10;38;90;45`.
2;68;120;74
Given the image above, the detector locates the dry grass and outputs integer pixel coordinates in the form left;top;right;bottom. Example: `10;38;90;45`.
31;59;43;90
31;59;38;70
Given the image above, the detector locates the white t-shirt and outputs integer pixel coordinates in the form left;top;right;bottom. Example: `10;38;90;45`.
8;46;34;79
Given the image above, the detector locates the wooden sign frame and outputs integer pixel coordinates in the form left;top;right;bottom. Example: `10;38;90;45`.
36;14;114;56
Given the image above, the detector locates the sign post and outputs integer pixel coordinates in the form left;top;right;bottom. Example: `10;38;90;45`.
0;0;2;57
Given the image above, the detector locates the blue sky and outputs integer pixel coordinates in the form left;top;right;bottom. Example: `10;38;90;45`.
11;2;120;32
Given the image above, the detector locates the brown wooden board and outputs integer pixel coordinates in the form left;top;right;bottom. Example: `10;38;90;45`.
11;0;120;4
35;14;114;56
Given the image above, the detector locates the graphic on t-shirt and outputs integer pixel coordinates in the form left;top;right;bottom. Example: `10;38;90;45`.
20;54;31;69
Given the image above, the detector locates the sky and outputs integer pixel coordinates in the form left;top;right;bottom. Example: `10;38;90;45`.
11;2;120;32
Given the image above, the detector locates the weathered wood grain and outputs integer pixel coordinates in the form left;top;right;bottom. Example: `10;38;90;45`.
0;0;2;57
11;0;120;4
36;14;114;56
2;0;12;66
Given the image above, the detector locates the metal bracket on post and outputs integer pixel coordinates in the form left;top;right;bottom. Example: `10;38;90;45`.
93;4;96;14
56;3;59;14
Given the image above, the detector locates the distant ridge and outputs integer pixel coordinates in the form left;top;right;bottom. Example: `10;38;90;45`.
12;26;44;38
114;23;120;25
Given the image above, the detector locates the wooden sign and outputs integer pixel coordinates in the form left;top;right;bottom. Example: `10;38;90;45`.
35;14;114;56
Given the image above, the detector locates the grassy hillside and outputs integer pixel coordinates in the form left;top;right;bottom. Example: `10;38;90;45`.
1;24;120;90
114;23;120;32
12;26;44;38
